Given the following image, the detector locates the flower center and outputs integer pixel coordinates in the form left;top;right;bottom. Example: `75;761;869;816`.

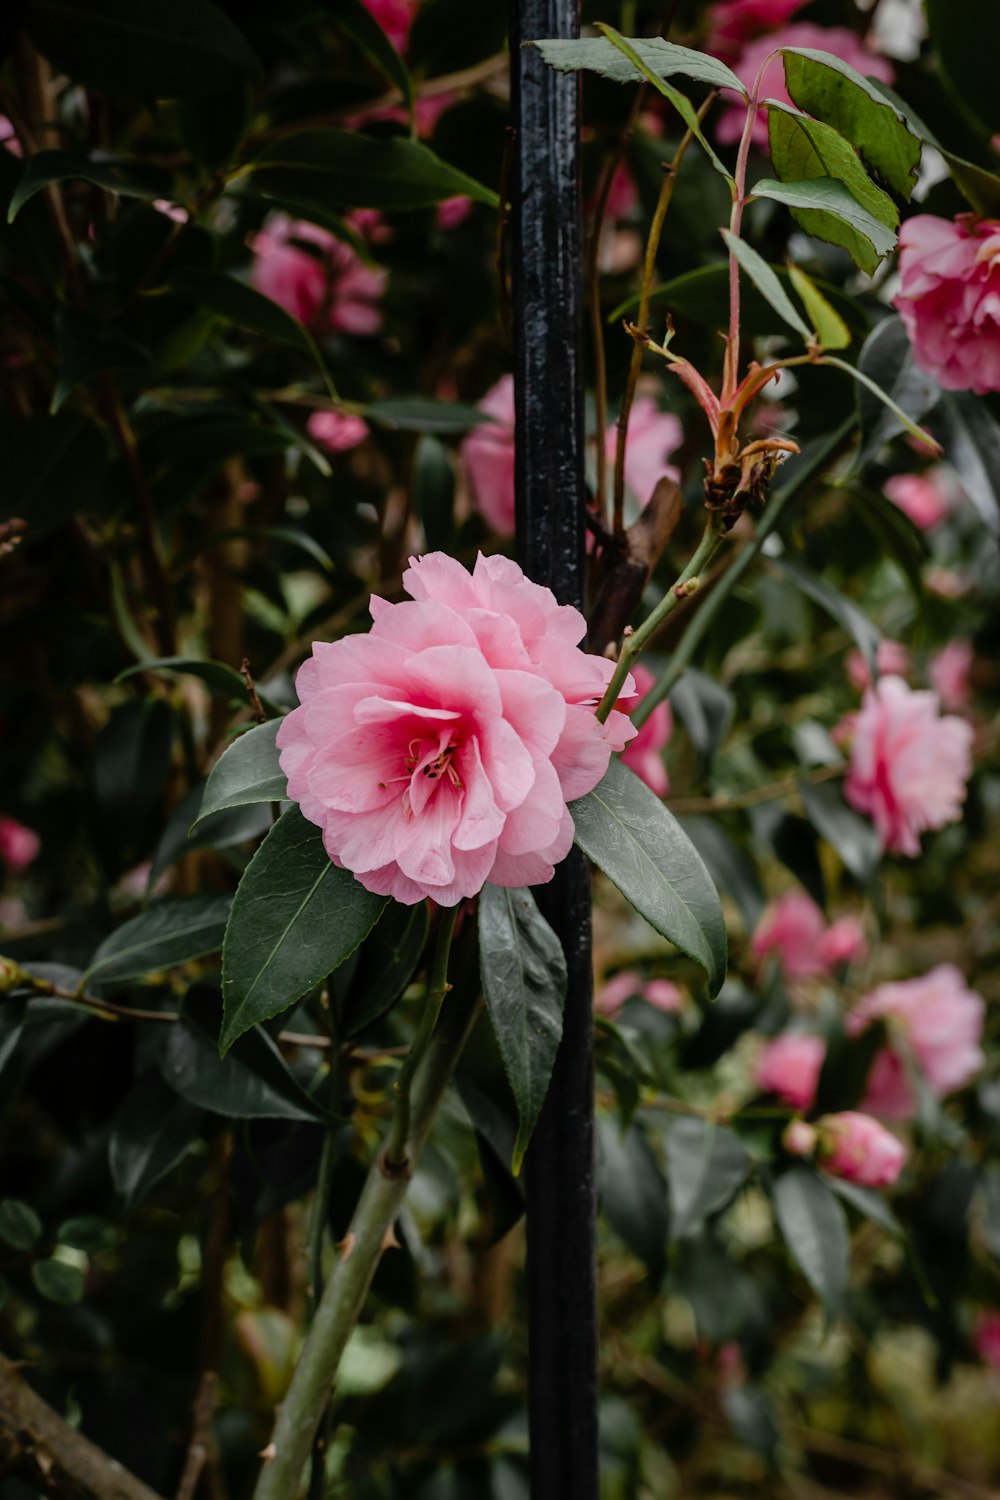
416;740;463;789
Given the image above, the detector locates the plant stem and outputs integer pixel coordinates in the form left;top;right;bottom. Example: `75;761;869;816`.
384;904;458;1170
595;523;726;723
252;981;479;1500
722;66;768;405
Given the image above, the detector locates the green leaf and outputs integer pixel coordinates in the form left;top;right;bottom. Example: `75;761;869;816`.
116;654;251;700
56;1217;120;1253
362;397;491;434
31;1259;85;1304
160;1013;328;1121
926;391;1000;537
24;0;262;101
571;759;726;997
220;807;386;1053
720;230;811;341
786;264;850;350
533;35;746;95
329;0;414;121
166;268;330;387
478;885;567;1174
0;412;108;540
924;0;1000;138
195;719;287;825
823;351;941;454
52;306;150;412
7;150;169;222
780;46;920;199
772;555;881;679
84;894;232;986
677;817;765;931
772;1165;849;1312
245;130;498;212
139;416;293;478
333;901;430;1038
109;1071;203;1210
844;484;928;609
767;105;898;242
665;1117;749;1239
799;779;880;885
826;1177;903;1238
150;788;273;887
750;176;896;275
413;434;455;552
597;1117;669;1273
0;1199;43;1251
612;261;863;340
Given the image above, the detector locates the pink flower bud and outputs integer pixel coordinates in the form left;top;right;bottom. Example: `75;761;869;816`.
782;1120;818;1159
816;1111;905;1188
974;1311;1000;1372
0;817;40;872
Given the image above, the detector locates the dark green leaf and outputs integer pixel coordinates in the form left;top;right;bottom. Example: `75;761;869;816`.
853;315;942;468
665;1116;749;1239
84;894;232;986
159;1013;328;1121
94;699;174;832
534;36;745;95
31;1259;85;1304
329;0;414;119
53;306;150;412
773;1165;849;1312
478;885;567;1174
413;434;455;551
845;485;928;608
677;818;765;931
800;778;879;884
772;554;880;678
7;150;169;222
0;1199;43;1251
109;1071;204;1210
117;655;251;700
333;901;429;1038
150;788;273;887
166;268;331;387
780;46;920;198
721;230;811;341
668;668;734;766
246;130;498;212
24;0;262;101
824;351;940;452
572;759;727;996
924;0;1000;138
363;398;491;434
612;262;863;339
597;1117;669;1273
220;808;386;1052
750;176;896;274
55;1217;120;1253
195;719;287;825
139;416;292;478
827;1177;903;1237
0;412;108;539
926;391;1000;537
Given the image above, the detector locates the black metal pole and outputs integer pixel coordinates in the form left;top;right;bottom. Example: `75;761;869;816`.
509;3;599;1498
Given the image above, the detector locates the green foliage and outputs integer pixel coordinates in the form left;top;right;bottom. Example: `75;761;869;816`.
84;894;232;987
772;1167;849;1313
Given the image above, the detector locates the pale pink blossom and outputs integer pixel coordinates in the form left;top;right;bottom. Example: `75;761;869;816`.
360;0;417;51
846;639;910;693
250;215;386;335
755;1032;825;1110
596;969;683;1016
0;117;22;157
620;663;672;796
605;396;683;506
849;965;985;1119
883;470;951;530
816;1111;906;1188
277;552;636;905
644;979;684;1013
894;214;1000;395
0;817;39;872
925;566;968;599
436;195;473;230
816;915;867;969
716;24;893;147
752;890;827;979
844;676;974;856
708;0;809;48
153;199;188;224
975;1312;1000;1371
307;410;370;453
929;639;973;712
461;375;516;535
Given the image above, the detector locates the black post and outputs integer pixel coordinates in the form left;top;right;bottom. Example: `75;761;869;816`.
509;4;599;1498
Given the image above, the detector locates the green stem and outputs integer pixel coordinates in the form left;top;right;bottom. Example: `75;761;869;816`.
595;523;726;723
384;904;458;1171
631;420;854;728
253;981;480;1500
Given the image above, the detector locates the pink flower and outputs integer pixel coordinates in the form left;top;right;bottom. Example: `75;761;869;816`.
360;0;417;51
587;163;638;221
0;116;22;157
816;915;867;969
277;552;637;905
756;1032;825;1110
975;1312;1000;1371
437;195;473;230
595;969;683;1016
708;0;809;48
605;396;683;507
752;890;827;979
849;965;985;1119
461;375;516;535
883;470;951;530
0;817;40;872
843;676;974;856
620;663;672;796
846;639;910;693
716;24;893;147
894;214;1000;395
816;1111;906;1188
929;639;974;712
250;215;387;335
644;979;684;1013
306;410;370;453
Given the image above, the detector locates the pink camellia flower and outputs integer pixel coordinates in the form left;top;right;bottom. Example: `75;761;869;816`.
752;890;826;979
461;375;517;535
604;396;683;507
849;965;985;1119
644;979;684;1013
306;410;370;453
816;1111;906;1188
816;915;867;969
620;663;672;796
595;970;683;1016
894;214;1000;395
0;116;22;157
250;215;387;335
361;0;417;51
0;817;40;872
975;1312;1000;1372
716;24;893;146
883;470;952;530
929;639;974;712
437;195;473;231
843;675;974;856
755;1032;825;1110
846;639;910;693
277;552;636;905
708;0;809;48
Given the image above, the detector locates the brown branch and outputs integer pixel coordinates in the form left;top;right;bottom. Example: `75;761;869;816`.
0;1352;166;1500
240;660;267;726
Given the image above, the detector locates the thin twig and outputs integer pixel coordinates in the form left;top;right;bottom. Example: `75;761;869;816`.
665;763;843;816
240;659;267;725
383;907;458;1173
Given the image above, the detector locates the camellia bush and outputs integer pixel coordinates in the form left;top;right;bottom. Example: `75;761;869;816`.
2;0;1000;1496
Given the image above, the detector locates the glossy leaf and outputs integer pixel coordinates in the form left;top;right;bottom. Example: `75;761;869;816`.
166;268;327;376
665;1116;749;1239
363;398;491;434
84;894;232;986
478;884;567;1174
780;46;920;198
721;230;810;341
597;1117;670;1273
160;1013;328;1121
852;315;941;468
669;669;734;766
571;758;726;996
7;150;169;222
52;306;150;411
786;265;851;350
333;901;430;1039
926;391;1000;537
56;1217;120;1253
677;817;765;931
767;104;899;241
0;1198;43;1251
413;435;456;552
31;1260;85;1304
773;555;881;679
773;1165;849;1312
827;1177;903;1238
534;36;746;95
117;655;251;701
800;778;880;885
0;412;107;539
108;1071;204;1210
150;789;273;886
195;719;287;825
750;176;896;275
330;0;414;119
220;808;386;1053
